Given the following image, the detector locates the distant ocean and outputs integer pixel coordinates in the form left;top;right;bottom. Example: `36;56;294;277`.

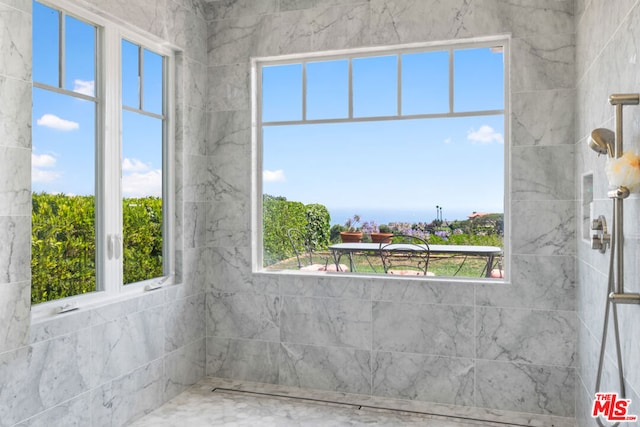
328;207;473;226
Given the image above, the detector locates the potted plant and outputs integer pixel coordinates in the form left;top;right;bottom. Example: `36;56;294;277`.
340;215;363;243
370;223;394;244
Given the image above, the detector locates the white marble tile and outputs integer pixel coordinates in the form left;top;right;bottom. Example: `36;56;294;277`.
207;63;250;112
179;247;211;296
281;274;370;299
476;254;575;311
0;332;91;426
511;200;576;256
83;0;165;39
0;3;30;81
91;360;163;427
476;307;576;367
14;393;90;427
183;201;207;249
0;215;30;285
179;105;207;156
90;292;163;326
476;360;575;417
90;307;164;387
207;0;278;21
30;309;92;344
0;281;29;352
281;296;371;349
165;293;205;352
372;351;474;406
183;57;208;111
511;34;575;93
206;291;280;341
163;338;206;401
166;1;207;63
208;14;281;66
512;90;575;147
206;336;279;383
373;301;474;357
0;77;31;149
512;145;575;200
207;109;250;157
279;342;371;395
371;277;474;305
309;4;370;51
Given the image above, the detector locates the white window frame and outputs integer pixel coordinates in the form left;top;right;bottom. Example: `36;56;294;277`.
32;0;177;319
251;36;511;281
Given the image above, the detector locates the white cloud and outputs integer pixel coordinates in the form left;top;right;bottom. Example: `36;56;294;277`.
32;153;56;168
467;125;504;144
32;153;60;183
32;168;61;183
73;79;95;96
36;114;79;131
122;169;162;197
263;169;286;183
122;158;151;173
444;137;452;144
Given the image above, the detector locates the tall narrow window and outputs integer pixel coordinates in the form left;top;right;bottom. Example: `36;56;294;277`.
32;2;97;303
32;1;173;306
121;40;165;285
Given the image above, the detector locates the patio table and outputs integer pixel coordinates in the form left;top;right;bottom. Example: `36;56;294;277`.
328;242;502;277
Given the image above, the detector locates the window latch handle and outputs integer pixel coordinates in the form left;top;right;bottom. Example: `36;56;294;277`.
107;234;114;260
114;234;122;260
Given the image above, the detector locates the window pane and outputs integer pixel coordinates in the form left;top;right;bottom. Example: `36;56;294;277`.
32;87;96;303
306;60;348;120
33;1;59;87
402;51;449;115
65;15;96;97
122;40;140;109
122;110;163;285
353;55;397;117
454;47;504;112
262;64;302;122
143;48;163;115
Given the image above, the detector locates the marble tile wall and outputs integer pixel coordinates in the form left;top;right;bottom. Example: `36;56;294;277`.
575;1;640;426
205;0;577;419
0;0;209;425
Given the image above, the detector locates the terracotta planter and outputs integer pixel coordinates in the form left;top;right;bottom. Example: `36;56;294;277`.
370;232;394;244
340;232;363;243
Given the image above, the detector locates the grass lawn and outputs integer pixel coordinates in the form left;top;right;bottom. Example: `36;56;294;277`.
266;250;498;278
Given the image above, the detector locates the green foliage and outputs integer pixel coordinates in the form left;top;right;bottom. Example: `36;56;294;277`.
330;224;345;243
123;197;163;284
31;193;163;304
263;195;306;266
31;193;96;304
262;195;332;266
304;204;330;251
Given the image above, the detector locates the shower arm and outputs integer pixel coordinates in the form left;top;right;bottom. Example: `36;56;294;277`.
607;94;640;304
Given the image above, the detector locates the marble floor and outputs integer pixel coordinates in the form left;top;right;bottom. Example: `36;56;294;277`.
130;378;577;427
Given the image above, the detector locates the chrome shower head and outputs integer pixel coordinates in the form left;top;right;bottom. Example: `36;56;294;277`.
590;128;615;157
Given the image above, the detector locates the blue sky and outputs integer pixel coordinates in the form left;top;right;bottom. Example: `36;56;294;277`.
32;1;162;199
261;47;505;224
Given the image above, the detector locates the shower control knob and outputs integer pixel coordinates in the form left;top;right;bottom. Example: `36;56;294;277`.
591;218;603;230
591;234;604;251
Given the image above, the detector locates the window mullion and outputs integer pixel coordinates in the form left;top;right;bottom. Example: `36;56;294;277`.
100;26;124;293
59;11;65;88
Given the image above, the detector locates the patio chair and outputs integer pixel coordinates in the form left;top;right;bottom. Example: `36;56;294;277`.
287;228;347;272
379;234;434;276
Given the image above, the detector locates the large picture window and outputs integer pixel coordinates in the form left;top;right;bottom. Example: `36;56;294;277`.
32;0;174;307
254;39;508;279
